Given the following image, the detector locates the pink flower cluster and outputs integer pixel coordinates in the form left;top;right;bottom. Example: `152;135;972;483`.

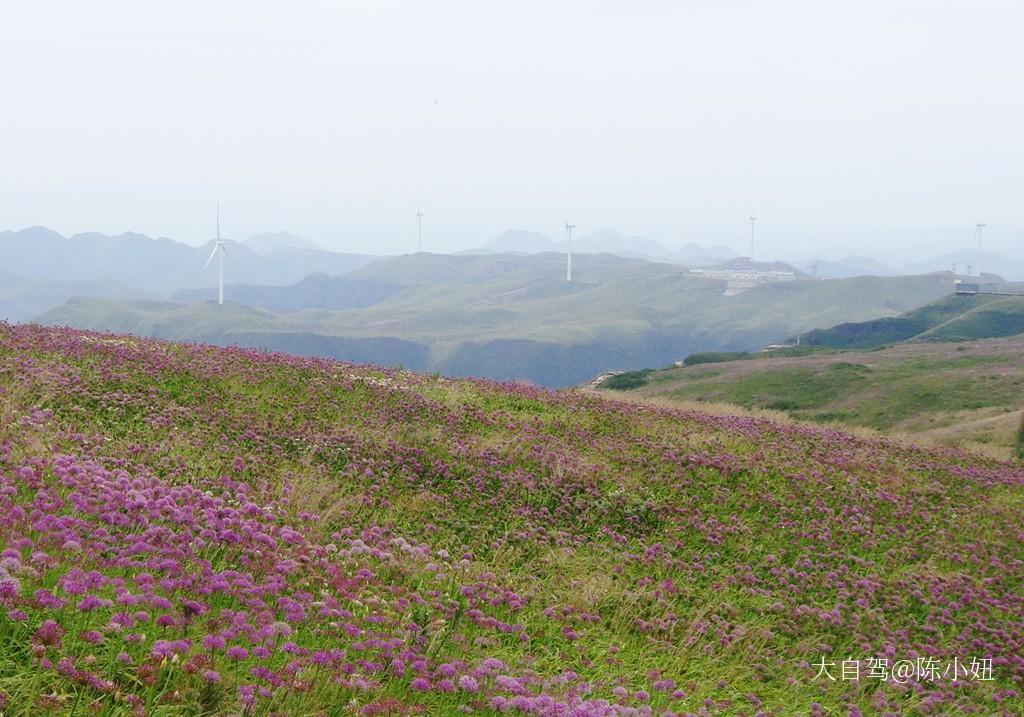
0;322;1021;715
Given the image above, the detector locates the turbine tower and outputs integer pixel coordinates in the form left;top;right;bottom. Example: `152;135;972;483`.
564;221;575;282
749;213;758;263
973;223;986;277
204;204;229;305
416;209;424;253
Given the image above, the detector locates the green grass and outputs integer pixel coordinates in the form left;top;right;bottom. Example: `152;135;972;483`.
682;351;755;366
601;369;655;390
802;294;1024;349
681;361;873;412
675;356;1015;428
606;339;1024;455
683;345;824;366
922;297;1024;341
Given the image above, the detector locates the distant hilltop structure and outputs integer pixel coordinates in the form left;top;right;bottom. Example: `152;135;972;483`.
954;277;1024;297
954;279;980;296
688;257;800;295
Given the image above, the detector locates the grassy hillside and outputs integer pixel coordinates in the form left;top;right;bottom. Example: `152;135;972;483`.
173;275;403;314
919;295;1024;340
37;254;957;387
602;337;1024;458
0;323;1021;715
800;293;1024;348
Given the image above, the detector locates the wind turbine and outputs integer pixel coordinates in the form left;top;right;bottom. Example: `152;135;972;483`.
973;223;986;277
204;205;229;305
564;221;575;282
749;213;758;263
416;209;424;253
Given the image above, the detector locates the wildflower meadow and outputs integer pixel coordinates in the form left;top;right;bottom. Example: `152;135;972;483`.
0;323;1020;715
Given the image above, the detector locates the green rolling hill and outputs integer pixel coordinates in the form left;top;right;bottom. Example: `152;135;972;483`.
599;294;1024;457
172;273;403;313
34;252;958;387
35;253;958;387
798;292;1024;348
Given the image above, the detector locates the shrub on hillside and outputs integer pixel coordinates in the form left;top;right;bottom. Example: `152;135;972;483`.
601;369;652;390
1016;413;1024;460
682;351;751;366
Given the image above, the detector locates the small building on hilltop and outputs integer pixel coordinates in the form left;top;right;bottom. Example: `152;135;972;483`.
954;280;980;295
689;258;800;295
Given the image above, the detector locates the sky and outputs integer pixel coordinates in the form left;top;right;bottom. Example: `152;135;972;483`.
1;0;1022;263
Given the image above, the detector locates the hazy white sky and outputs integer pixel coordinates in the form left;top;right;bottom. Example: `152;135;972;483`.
2;0;1021;261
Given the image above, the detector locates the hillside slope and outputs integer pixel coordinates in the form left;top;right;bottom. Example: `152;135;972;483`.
0;324;1022;715
37;255;956;386
172;274;403;313
601;337;1024;458
800;293;1024;348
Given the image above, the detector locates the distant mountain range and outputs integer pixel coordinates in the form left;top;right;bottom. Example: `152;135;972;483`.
484;230;559;254
0;269;155;322
902;248;1024;280
0;227;380;295
792;256;898;279
793;250;1024;281
674;242;740;266
480;229;736;264
479;229;1024;280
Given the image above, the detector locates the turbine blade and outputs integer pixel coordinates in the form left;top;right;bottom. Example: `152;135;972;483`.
204;244;219;268
220;242;229;256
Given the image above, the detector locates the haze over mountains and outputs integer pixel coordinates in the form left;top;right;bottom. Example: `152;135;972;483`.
5;223;1022;386
242;231;324;254
475;228;1024;280
477;228;738;263
0;268;154;323
4;224;1022;291
0;226;380;310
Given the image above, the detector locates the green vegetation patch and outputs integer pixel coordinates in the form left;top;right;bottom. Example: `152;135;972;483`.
682;351;754;366
676;362;872;411
802;294;1024;349
683;345;825;367
601;369;655;390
